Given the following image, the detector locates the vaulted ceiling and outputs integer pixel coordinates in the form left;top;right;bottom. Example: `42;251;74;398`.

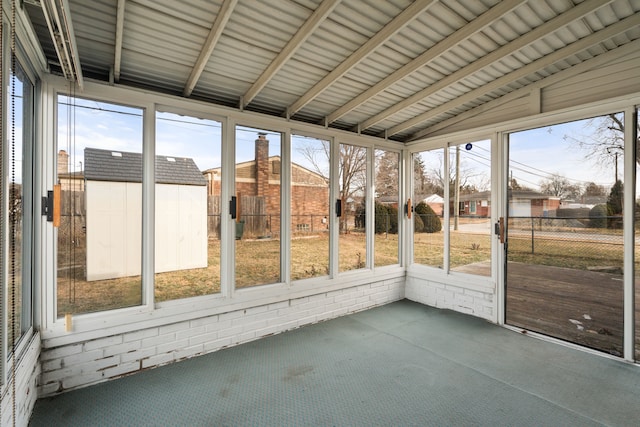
23;0;640;142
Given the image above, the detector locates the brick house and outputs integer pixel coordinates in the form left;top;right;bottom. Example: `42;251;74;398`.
203;133;329;237
455;189;561;218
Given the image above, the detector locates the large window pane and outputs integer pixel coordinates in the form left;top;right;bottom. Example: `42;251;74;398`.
635;109;640;362
291;135;330;280
56;96;143;316
449;140;491;276
6;61;34;346
506;114;624;356
375;149;399;267
413;149;444;268
339;143;367;272
235;127;281;288
154;112;222;302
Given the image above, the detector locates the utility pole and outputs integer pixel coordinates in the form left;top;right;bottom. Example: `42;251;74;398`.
454;145;460;231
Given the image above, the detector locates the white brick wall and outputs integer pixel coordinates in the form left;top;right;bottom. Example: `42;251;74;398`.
1;333;40;427
38;277;404;396
405;274;495;321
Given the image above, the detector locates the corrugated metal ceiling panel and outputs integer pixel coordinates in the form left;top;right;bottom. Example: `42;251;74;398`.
22;0;640;142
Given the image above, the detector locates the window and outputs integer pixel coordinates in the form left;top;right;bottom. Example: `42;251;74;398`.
290;134;330;280
374;149;399;267
154;111;222;302
339;143;367;272
634;108;640;362
234;126;282;288
506;114;624;355
56;96;143;316
413;149;444;269
448;140;491;277
5;60;35;347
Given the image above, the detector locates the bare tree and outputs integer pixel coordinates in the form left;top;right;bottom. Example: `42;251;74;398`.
583;182;607;198
539;173;582;200
428;150;488;197
413;155;439;202
375;150;399;199
296;139;330;179
339;144;367;232
296;140;367;232
568;113;639;179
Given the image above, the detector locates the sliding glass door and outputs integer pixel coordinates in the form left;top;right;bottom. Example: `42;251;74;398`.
505;114;625;356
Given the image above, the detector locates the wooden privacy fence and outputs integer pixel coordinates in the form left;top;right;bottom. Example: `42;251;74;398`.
209;195;267;238
58;191;85;243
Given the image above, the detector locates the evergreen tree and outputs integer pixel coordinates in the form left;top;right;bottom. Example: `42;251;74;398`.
607;180;623;215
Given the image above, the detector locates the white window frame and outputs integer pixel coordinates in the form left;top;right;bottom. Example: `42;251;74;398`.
39;78;404;345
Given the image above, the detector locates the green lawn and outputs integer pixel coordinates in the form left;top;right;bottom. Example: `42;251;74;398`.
57;229;630;317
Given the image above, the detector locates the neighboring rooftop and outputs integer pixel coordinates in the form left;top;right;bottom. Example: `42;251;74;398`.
84;148;207;186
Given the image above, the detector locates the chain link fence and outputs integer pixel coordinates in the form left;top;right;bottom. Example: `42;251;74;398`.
507;216;624;273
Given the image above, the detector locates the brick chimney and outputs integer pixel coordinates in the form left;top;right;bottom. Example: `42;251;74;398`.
255;133;269;197
57;150;69;175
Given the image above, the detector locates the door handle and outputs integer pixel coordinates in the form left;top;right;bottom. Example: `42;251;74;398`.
498;217;504;244
230;196;237;219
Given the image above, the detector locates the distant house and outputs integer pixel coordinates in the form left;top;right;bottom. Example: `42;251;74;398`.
422;194;444;216
57;149;85;191
508;189;561;217
455;189;561;218
84;148;208;281
459;191;491;218
376;195;399;208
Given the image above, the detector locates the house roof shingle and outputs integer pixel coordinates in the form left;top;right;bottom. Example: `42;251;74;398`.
84;148;207;186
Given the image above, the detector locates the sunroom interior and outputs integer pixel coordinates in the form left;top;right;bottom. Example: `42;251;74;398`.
1;0;640;425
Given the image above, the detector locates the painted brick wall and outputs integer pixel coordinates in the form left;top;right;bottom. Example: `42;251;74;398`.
38;278;404;396
1;333;40;427
405;274;495;321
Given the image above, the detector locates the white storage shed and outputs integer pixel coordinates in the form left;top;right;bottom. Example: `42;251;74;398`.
84;148;208;281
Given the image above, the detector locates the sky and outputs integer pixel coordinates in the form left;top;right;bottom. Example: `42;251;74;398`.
56;95;631;197
508;117;622;190
57;96;322;175
415;116;626;196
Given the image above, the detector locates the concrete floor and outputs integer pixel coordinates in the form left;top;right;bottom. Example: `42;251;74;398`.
30;300;640;426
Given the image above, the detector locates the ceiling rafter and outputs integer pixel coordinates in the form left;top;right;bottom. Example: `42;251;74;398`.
42;0;84;88
183;0;238;97
325;0;521;125
286;0;436;118
410;38;640;141
385;12;640;138
241;0;341;109
113;0;125;82
359;0;612;134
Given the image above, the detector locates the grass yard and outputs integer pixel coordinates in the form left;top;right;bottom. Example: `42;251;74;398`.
413;231;492;272
57;233;399;316
56;226;633;317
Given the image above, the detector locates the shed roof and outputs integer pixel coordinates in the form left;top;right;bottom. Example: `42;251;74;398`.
84;148;207;186
423;194;444;204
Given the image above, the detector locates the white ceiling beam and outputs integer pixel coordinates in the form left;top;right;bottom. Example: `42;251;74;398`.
60;0;84;89
286;0;436;117
42;0;84;88
385;12;640;138
183;0;238;97
409;38;640;141
113;0;125;82
241;0;341;109
325;0;521;125
360;0;612;133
